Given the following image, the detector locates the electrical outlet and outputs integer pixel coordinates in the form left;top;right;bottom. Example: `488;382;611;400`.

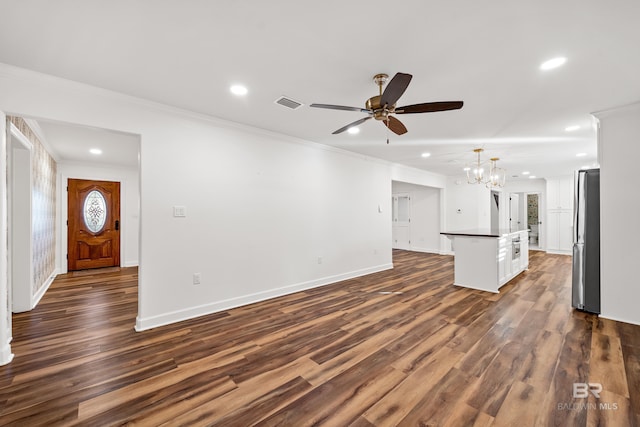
317;257;323;264
193;273;201;285
174;206;187;217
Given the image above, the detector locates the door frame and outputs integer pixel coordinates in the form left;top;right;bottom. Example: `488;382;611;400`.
61;173;128;274
8;123;34;312
524;191;544;250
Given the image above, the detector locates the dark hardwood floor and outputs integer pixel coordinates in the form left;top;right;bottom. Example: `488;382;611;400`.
1;251;639;426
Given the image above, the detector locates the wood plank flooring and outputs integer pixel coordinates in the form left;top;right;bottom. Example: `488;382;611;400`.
1;251;639;426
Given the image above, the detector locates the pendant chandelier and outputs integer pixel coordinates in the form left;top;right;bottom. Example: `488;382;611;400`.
465;148;506;188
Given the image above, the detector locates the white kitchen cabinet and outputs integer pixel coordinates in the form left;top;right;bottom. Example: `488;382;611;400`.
547;176;573;210
498;236;512;285
546;176;573;254
547;210;573;254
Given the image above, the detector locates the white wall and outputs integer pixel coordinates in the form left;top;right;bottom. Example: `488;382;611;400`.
445;176;491;231
503;178;546;195
392;181;441;253
442;176;491;253
595;101;640;325
390;164;446;189
57;162;140;272
0;64;399;338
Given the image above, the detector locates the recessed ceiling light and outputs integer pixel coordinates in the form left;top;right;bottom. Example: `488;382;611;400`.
89;148;102;155
522;171;530;175
565;125;580;132
463;167;471;171
230;85;248;96
540;57;567;71
581;165;590;169
529;175;537;179
576;152;587;157
347;127;360;135
421;152;431;158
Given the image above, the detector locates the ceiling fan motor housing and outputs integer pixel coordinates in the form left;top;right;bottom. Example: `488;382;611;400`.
366;95;392;120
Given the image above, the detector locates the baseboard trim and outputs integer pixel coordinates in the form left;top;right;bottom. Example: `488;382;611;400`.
453;283;500;294
135;263;393;332
32;269;59;309
122;261;139;268
0;342;14;366
405;247;442;255
545;250;571;255
599;313;640;327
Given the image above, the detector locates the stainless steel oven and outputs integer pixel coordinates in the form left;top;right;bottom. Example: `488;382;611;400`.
512;237;521;260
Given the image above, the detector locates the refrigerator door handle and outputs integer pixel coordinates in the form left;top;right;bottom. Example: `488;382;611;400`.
574;171;586;244
572;243;585;309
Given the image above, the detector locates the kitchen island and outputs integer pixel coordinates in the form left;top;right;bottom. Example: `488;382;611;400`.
441;228;529;293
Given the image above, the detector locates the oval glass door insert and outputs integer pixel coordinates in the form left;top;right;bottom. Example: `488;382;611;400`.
83;190;107;233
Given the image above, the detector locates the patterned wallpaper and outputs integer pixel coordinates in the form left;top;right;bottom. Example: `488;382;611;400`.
527;193;539;225
8;117;57;295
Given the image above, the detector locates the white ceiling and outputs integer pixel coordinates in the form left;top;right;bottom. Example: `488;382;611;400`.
35;119;140;168
2;0;639;179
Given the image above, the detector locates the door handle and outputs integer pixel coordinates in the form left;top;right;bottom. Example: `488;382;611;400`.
115;220;120;231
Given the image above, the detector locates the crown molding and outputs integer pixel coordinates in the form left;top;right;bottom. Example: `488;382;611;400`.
0;62;404;169
592;100;640;119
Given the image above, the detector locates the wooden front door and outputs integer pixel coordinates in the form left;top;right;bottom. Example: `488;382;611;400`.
68;179;121;271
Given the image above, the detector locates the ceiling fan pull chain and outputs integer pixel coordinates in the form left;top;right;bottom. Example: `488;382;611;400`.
386;119;390;144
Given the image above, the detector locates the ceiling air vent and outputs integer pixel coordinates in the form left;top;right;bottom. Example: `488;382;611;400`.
275;96;303;110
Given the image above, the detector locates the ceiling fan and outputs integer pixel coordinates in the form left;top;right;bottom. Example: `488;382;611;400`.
310;72;463;137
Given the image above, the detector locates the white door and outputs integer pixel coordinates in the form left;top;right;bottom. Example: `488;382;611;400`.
509;193;520;230
392;194;410;249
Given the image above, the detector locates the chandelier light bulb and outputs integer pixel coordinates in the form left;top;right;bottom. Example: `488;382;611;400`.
466;149;505;188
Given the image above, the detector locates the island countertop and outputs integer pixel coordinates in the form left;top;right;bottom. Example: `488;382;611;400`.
440;227;530;238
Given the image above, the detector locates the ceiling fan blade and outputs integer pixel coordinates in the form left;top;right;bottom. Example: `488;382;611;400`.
395;101;464;114
310;103;371;113
332;116;372;134
383;116;408;135
380;72;412;107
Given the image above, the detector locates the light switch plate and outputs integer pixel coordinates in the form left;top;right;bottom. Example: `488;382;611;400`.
173;206;186;217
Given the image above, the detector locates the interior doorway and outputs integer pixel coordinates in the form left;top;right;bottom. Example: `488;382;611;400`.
8;123;33;313
1;114;141;366
526;193;541;249
509;193;521;230
490;190;500;229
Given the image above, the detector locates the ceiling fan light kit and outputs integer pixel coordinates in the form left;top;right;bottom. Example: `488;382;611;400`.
310;72;463;139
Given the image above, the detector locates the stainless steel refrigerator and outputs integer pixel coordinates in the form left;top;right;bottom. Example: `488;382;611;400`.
572;168;600;313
